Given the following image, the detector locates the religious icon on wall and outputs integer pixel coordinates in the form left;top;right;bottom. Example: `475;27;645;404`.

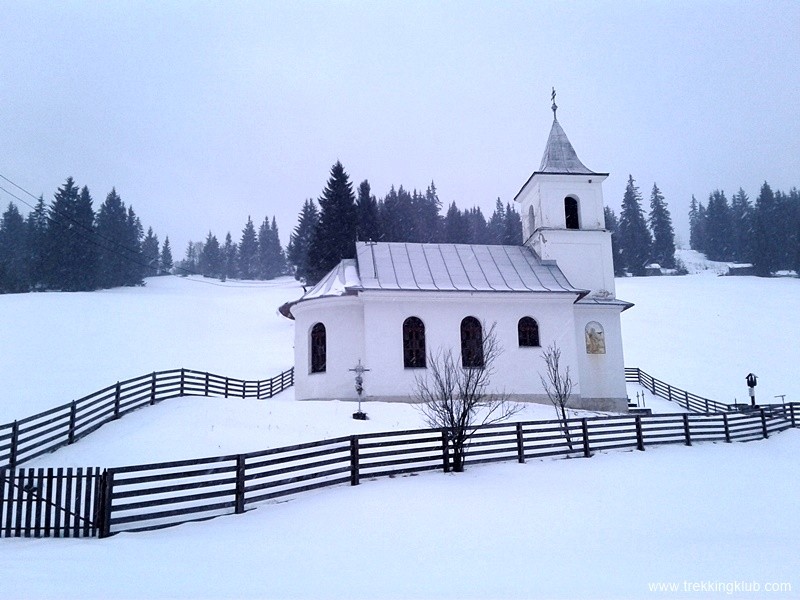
585;321;606;354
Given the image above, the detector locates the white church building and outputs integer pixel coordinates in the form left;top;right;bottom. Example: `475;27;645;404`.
283;103;633;412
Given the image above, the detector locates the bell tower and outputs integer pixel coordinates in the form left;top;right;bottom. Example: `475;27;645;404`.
515;91;616;297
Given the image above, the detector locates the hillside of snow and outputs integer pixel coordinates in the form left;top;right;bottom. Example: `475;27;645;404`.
1;270;798;599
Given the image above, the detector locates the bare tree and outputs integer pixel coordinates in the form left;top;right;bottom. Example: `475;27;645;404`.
539;343;574;449
414;322;520;472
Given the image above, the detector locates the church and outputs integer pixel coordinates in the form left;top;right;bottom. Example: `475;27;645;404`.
282;99;633;412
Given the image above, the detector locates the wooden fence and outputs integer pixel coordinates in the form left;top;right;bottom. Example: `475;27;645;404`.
2;365;797;539
86;402;798;537
0;368;294;471
625;367;733;413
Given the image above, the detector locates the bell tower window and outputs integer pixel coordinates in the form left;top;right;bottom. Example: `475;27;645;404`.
565;196;579;230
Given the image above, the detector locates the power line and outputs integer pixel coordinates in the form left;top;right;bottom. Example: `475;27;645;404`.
0;172;291;289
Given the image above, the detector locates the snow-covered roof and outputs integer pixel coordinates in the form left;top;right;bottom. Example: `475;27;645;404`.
283;242;588;318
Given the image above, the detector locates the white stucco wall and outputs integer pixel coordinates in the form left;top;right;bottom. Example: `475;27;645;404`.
573;304;628;410
517;174;607;237
532;229;616;296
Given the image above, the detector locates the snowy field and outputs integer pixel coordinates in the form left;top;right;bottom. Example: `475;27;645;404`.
1;263;799;599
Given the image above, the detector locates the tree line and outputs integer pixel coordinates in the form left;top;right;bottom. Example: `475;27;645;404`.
603;175;677;276
287;161;523;286
689;183;800;276
0;177;171;294
177;216;288;281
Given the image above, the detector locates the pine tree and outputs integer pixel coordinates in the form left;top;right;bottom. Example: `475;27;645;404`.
704;190;731;261
617;175;652;275
0;202;29;293
688;195;706;253
503;202;523;245
729;188;753;263
222;232;237;280
45;177;85;290
257;216;286;279
306;161;357;284
464;206;489;244
199;232;222;278
648;183;676;268
124;205;145;286
356;180;381;242
604;206;624;276
443;202;467;243
25;195;48;288
414;182;441;243
752;182;780;276
487;199;506;244
160;236;173;274
141;227;160;278
380;185;415;242
238;217;258;279
95;188;130;288
287;199;319;284
75;186;98;290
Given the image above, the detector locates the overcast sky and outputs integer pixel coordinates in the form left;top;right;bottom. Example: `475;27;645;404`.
2;1;799;256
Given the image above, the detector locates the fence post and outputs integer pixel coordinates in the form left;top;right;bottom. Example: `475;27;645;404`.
68;401;77;444
235;455;246;514
682;414;692;446
650;377;655;395
760;408;769;439
257;380;262;400
581;418;591;458
790;403;796;428
667;385;672;402
635;416;645;451
723;413;731;443
350;436;360;486
269;376;274;398
180;369;185;396
515;423;525;463
224;377;229;398
150;372;156;405
441;430;450;473
684;390;689;409
204;372;209;397
704;398;709;413
9;420;19;468
98;469;115;539
113;383;121;419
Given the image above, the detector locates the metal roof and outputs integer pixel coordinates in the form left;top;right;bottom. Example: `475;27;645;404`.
537;118;600;175
356;242;584;294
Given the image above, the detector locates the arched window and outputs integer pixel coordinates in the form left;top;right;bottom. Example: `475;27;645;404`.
310;323;326;373
565;196;579;230
518;317;540;347
460;316;484;368
403;317;426;368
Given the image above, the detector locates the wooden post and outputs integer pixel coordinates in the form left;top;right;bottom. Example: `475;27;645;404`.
682;414;692;446
150;372;156;405
650;377;655;394
684;390;689;409
441;430;450;473
760;408;769;439
635;416;645;451
667;385;672;402
704;398;709;413
98;469;114;539
224;377;229;398
723;413;731;443
349;436;360;486
9;420;20;468
113;383;121;419
515;423;525;463
269;376;274;398
68;401;77;444
235;455;246;514
790;403;796;428
204;372;209;396
581;418;591;458
180;369;185;396
257;380;262;400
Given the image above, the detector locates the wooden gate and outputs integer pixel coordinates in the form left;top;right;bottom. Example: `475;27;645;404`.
0;467;102;537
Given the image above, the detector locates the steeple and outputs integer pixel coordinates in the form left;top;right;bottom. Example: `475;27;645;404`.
538;91;599;175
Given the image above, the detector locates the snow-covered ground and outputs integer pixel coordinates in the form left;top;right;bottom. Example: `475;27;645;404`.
1;266;799;599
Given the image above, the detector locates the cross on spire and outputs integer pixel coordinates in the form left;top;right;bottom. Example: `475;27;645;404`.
551;87;558;119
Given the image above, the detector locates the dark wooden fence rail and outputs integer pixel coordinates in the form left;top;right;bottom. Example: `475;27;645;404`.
0;367;295;471
84;402;796;537
625;367;733;413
